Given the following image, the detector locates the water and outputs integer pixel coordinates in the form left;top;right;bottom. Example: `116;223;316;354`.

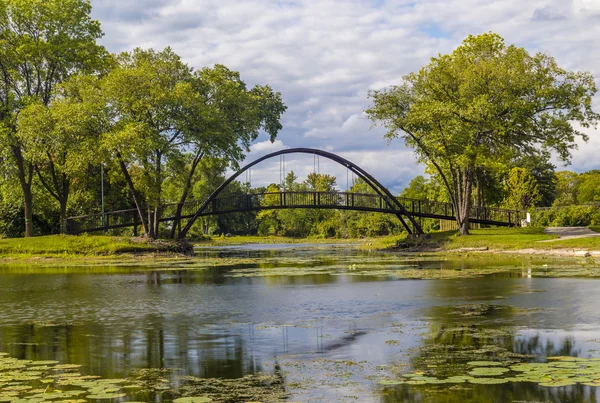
1;245;600;402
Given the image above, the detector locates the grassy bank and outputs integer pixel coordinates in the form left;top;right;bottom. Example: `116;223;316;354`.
0;235;186;258
395;227;600;252
2;227;600;262
199;234;404;249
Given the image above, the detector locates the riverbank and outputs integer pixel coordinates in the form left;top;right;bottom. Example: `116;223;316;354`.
393;227;600;257
0;235;192;260
1;227;600;264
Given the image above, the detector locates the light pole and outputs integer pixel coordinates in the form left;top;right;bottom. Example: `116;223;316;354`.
101;162;105;230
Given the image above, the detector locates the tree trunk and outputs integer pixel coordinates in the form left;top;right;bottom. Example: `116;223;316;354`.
170;151;203;239
116;152;149;236
152;151;162;239
23;180;33;237
147;206;155;239
457;166;474;235
59;202;68;234
12;145;34;237
59;175;70;234
153;206;160;238
35;164;71;234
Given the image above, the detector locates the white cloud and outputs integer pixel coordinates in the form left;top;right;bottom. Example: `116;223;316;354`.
249;139;286;155
90;0;600;192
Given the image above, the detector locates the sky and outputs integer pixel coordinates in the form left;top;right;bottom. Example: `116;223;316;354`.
90;0;600;194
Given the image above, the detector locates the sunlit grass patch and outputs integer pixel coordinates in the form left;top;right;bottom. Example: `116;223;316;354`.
0;234;181;257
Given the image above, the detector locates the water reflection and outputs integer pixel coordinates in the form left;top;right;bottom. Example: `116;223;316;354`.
1;246;600;402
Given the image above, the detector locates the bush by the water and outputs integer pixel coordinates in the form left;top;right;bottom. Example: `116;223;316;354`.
532;205;600;227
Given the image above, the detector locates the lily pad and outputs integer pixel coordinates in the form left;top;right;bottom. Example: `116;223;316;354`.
468;378;509;384
468;367;509;376
466;361;505;367
173;398;213;403
86;393;127;399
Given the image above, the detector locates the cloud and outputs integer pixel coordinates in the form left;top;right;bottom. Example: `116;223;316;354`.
90;0;600;192
249;139;286;155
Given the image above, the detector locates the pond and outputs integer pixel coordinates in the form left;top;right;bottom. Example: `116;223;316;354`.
1;244;600;402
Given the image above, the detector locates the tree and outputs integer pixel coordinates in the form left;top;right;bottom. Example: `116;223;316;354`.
54;49;285;238
400;176;430;200
96;50;285;238
511;152;557;207
553;171;580;206
577;171;600;204
99;48;197;238
501;167;541;211
166;64;285;238
366;33;598;234
0;0;108;236
16;78;103;233
305;172;337;192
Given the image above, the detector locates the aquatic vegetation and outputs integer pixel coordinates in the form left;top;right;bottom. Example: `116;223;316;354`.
466;361;505;367
378;356;600;388
178;373;287;403
0;354;278;402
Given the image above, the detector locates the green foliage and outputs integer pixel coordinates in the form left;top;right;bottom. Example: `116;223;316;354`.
501;167;541;211
305;172;337;191
367;32;598;234
63;48;288;237
549;170;600;208
511;152;557;207
577;171;600;204
0;0;109;236
533;205;600;227
554;171;581;206
400;176;430;200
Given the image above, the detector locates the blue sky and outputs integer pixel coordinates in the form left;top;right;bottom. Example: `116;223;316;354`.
90;0;600;193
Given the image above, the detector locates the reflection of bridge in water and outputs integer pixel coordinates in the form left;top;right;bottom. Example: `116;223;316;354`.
66;148;524;237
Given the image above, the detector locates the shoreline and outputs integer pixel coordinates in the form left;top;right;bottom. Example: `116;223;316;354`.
2;228;600;265
388;246;600;258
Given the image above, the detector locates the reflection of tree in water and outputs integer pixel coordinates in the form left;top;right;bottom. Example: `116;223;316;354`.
514;334;579;358
379;278;593;403
381;382;598;403
1;314;267;380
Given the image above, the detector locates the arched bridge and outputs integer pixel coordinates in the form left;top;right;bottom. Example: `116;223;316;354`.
66;148;525;237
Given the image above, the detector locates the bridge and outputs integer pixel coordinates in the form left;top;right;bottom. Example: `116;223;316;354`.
65;148;524;237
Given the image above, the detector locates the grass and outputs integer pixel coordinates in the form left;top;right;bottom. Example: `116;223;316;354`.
3;227;600;262
0;234;184;258
394;227;600;251
442;227;556;250
195;234;400;247
589;226;600;233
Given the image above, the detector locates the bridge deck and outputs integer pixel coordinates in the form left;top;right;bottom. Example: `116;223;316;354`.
66;191;525;235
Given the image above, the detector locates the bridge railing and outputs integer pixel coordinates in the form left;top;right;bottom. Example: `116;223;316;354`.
66;191;525;234
66;208;139;234
394;197;524;225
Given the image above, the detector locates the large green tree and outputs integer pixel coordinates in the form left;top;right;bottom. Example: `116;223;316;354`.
0;0;108;236
61;48;285;238
366;33;598;234
16;77;104;233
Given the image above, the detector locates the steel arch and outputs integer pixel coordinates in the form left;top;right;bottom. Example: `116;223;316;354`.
177;148;424;239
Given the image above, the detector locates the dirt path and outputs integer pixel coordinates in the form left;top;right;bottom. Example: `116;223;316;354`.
542;227;600;240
